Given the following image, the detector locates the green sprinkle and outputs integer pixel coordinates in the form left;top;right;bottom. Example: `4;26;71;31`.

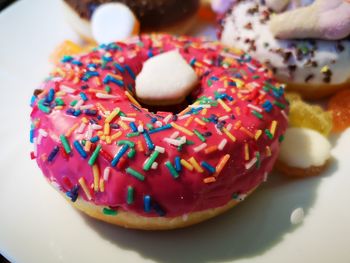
146;123;154;130
118;111;126;117
127;186;134;205
265;129;273;140
38;100;51;114
193;129;206;142
255;152;261;169
60;135;71;154
88;144;102;166
126;132;140;138
117;140;135;147
207;79;213;87
279;134;285;142
252;75;260;79
251;110;263;119
186;140;195;145
55;97;65;106
70;100;78;107
105;85;111;93
126;167;145;181
127;148;136;158
273;100;286;109
202;117;210;123
102;207;117;216
165;161;179;179
81;139;86;146
143;150;160;171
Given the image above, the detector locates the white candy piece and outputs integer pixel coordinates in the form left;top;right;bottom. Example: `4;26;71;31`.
290;207;305;225
278;127;331;169
91;3;138;44
135;50;199;105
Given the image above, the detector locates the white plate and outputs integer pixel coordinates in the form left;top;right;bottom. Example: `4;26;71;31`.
1;0;350;262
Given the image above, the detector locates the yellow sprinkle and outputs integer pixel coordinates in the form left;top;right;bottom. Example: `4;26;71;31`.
111;131;122;141
81;117;89;124
180;159;193;171
184;116;194;127
78;177;92;200
118;120;129;130
84;140;91;152
244;143;249;161
92;164;99;192
125;90;142;108
222;128;236;142
89;88;107;94
171;122;194;136
321;65;329;73
178;107;190;116
203;177;216;184
270;120;278;137
93;76;101;87
188;157;204;173
194;117;206;126
224;79;229;88
106;136;111;144
255;129;262;140
127;113;137;117
100;135;106;141
201;108;208;116
108;73;123;80
97;131;104;136
104;123;110;135
214;154;230;177
105;108;120;123
217;98;231;112
54;106;63;110
72;76;80;84
55;91;65;97
55;67;65;77
99;178;105;193
232;78;244;88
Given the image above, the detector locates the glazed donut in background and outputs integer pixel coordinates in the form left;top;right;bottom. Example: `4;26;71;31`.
219;0;350;99
62;0;200;42
30;34;288;230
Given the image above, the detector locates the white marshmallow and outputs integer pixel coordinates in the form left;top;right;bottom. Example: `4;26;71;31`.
91;3;137;44
278;127;331;169
290;207;305;225
135;51;198;105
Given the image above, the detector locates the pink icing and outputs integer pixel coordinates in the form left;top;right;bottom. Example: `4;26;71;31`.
30;34;288;218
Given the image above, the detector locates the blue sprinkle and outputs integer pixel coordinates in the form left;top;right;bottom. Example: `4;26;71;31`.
73;140;88;159
151;117;157;123
96;115;102;120
110;123;120;129
30;95;37;106
90;136;100;143
48;146;60;162
190;58;196;66
66;185;79;202
30;129;35;143
46;88;55;103
111;144;129;167
102;55;113;62
66;108;75;115
201;161;215;174
73;109;82;116
210;76;219;81
228;81;236;87
84;109;97;116
262;100;273;112
114;63;125;73
61;55;73;63
125;65;136;80
144;195;151;213
225;94;234;101
71;60;83;66
147;49;153;58
148;124;172;134
175;156;182;172
80;92;88;101
129;122;138;132
142;130;155;151
152;202;166;216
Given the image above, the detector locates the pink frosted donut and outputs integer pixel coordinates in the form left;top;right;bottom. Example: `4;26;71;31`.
30;34;288;230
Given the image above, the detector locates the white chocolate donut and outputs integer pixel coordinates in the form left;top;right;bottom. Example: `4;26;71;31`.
220;0;350;99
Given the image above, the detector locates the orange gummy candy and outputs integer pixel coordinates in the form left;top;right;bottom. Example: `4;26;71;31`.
50;40;83;64
328;89;350;132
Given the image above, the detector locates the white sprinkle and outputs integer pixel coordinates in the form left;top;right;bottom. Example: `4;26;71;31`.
137;125;144;133
74;99;84;109
226;123;233;131
215;126;223;135
76;122;87;134
39;129;48;137
155;146;165;153
247;63;257;71
263;172;269;182
91;124;102;130
170;131;180;139
189;104;211;109
233;194;247;202
86;124;93;140
245;157;257;170
193;143;207;153
163;137;186;146
281;110;289;121
178;114;191;120
80;104;95;110
218;139;227;151
120;116;135;122
290;207;304;225
96;93;120;99
247;104;263;113
218;115;229;121
163;114;172;124
103;167;111;181
151;162;158;170
155;121;163;127
33;137;38;157
60;84;75;93
217;88;226;92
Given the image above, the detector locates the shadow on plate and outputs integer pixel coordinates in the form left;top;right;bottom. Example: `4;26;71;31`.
82;159;338;263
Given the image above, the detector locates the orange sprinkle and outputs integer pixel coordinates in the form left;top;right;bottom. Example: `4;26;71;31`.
103;123;110;135
171;122;194;136
203;177;216;184
96;102;107;113
93;76;101;87
99;178;105;193
266;146;272;157
137;140;145;152
178;107;190;116
214;154;230;177
204;145;218;154
240;127;255;138
184;116;194;127
81;117;89;124
84;140;91;152
201;108;208;116
88;88;107;94
78;177;92;200
125;90;142;108
235;107;241;116
92;164;99;192
234;121;242;130
244;143;249;161
194;117;206;126
65;122;79;137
